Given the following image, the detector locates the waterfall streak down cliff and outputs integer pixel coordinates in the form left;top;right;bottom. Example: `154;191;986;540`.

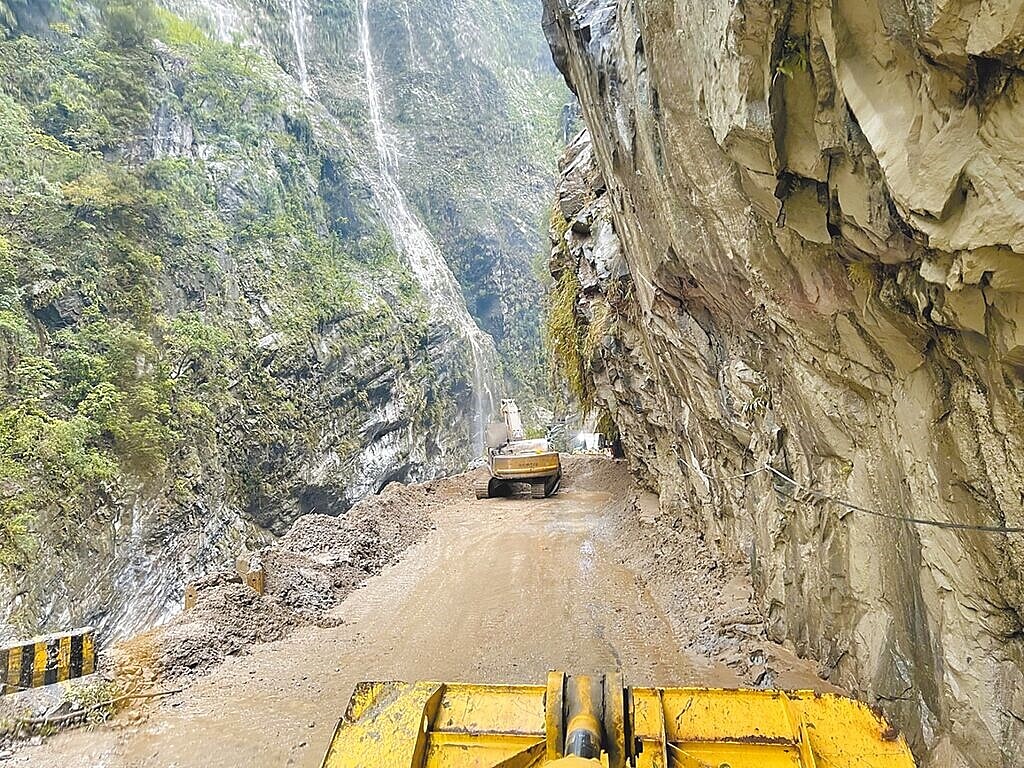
0;0;563;641
287;0;311;96
358;0;498;450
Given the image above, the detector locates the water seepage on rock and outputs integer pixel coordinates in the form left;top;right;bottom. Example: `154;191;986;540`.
542;1;1024;766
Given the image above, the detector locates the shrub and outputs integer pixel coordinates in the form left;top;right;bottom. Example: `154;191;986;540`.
546;266;594;412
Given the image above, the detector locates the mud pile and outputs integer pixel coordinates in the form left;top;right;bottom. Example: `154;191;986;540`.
612;490;837;692
261;480;443;615
559;453;629;492
144;477;455;678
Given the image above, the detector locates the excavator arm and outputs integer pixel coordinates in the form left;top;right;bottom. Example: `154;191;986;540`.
500;399;526;442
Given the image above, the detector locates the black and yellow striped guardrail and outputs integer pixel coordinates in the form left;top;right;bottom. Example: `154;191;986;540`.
0;627;96;695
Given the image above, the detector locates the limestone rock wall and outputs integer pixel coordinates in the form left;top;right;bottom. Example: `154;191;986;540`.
544;1;1024;764
167;0;569;391
0;2;469;641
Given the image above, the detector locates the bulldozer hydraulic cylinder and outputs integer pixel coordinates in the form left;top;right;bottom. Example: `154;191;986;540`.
564;674;603;759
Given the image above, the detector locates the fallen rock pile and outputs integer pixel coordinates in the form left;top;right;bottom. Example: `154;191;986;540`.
144;477;449;678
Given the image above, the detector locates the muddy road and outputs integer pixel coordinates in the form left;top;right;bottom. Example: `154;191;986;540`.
15;457;828;767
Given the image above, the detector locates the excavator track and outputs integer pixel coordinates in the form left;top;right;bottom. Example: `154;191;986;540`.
476;477;514;499
545;473;561;497
532;473;561;499
474;477;493;500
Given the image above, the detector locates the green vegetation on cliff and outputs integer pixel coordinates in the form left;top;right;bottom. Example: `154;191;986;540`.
545;209;595;411
0;0;438;586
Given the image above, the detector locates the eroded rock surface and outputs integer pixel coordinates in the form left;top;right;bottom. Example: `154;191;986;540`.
544;1;1024;764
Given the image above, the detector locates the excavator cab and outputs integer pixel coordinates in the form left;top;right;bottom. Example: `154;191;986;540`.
321;671;916;767
476;399;562;500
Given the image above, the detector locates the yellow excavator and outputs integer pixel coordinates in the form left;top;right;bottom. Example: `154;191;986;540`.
475;399;562;500
321;671;916;767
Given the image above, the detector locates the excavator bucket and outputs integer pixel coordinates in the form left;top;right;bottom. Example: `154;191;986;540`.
321;672;916;767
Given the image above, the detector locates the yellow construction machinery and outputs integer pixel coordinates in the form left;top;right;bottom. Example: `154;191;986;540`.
321;671;916;767
476;399;562;500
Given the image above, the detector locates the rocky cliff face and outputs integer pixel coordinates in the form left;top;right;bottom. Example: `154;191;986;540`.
171;0;569;393
0;0;563;640
365;0;568;383
544;1;1024;765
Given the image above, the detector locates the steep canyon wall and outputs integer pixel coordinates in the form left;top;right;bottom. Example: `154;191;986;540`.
0;0;564;639
543;1;1024;765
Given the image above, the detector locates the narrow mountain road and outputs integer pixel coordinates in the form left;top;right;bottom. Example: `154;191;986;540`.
18;458;825;767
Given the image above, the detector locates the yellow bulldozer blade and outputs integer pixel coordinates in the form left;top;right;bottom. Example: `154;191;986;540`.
321;672;916;767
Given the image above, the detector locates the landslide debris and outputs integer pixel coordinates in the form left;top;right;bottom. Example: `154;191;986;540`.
142;477;454;679
595;459;836;691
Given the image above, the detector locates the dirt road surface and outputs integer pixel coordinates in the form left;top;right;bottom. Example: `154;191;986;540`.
13;457;829;767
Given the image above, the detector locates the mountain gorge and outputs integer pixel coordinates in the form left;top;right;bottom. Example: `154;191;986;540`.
542;1;1024;765
5;0;1023;765
0;0;565;639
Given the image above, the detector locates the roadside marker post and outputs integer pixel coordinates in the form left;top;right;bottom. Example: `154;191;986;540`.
183;557;266;611
236;558;265;595
0;627;96;695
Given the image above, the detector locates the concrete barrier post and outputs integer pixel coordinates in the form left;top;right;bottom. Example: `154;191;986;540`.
0;627;96;695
